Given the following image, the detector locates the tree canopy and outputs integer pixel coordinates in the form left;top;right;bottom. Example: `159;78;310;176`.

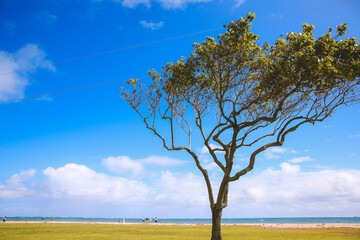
121;13;360;240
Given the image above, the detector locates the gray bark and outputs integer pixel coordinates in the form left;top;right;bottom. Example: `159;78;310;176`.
211;206;223;240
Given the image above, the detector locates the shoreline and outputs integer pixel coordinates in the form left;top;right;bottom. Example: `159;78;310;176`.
2;221;360;228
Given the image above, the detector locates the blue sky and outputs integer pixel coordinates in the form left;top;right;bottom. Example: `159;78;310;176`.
1;0;360;218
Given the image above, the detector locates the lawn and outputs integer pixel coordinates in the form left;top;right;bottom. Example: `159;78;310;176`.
0;223;359;240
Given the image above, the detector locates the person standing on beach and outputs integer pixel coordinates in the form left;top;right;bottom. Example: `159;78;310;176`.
2;216;6;223
155;217;158;223
42;216;44;222
51;216;54;222
142;217;144;223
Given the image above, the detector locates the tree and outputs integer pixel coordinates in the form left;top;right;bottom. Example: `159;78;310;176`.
121;13;360;240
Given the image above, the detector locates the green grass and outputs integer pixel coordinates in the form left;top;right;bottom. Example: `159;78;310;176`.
0;223;359;240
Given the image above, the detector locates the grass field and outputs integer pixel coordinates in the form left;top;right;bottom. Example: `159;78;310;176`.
0;223;359;240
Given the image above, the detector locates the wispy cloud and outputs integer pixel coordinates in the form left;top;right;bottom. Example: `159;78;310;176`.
319;125;335;129
348;134;360;139
36;11;57;24
122;0;151;8
287;156;314;164
234;0;245;8
0;44;54;102
122;0;212;9
139;20;164;30
102;156;145;175
140;155;185;166
36;95;53;101
2;19;16;34
102;155;186;175
263;147;297;160
0;170;36;198
199;143;221;154
198;144;225;171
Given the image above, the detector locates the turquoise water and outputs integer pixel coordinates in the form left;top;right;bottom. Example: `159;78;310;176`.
4;217;360;224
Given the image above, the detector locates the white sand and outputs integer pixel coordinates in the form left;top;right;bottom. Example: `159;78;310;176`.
2;221;360;228
243;223;360;229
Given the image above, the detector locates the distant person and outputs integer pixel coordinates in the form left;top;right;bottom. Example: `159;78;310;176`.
2;216;6;223
42;216;45;222
161;220;164;224
155;217;158;223
146;217;148;223
150;218;152;223
142;217;144;223
51;216;54;222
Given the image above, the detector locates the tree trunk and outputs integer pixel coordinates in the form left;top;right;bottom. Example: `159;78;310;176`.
211;206;223;240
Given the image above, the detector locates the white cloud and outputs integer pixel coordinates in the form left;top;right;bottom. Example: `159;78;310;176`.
5;170;36;187
102;155;186;175
140;155;185;166
198;144;225;172
14;44;55;72
204;162;218;171
121;0;212;9
0;44;54;102
279;162;300;174
1;161;360;217
233;164;242;170
121;0;151;8
139;20;164;30
264;147;297;160
319;125;335;129
288;156;314;163
268;147;287;154
234;0;245;8
102;156;145;175
0;169;36;198
42;163;151;202
229;162;360;216
158;0;211;9
0;164;208;208
199;143;221;154
155;170;208;207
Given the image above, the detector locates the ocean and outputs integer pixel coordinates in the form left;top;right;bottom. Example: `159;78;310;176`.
4;217;360;224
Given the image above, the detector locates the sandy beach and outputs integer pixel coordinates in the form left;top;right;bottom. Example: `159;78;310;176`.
3;221;360;229
246;223;360;229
